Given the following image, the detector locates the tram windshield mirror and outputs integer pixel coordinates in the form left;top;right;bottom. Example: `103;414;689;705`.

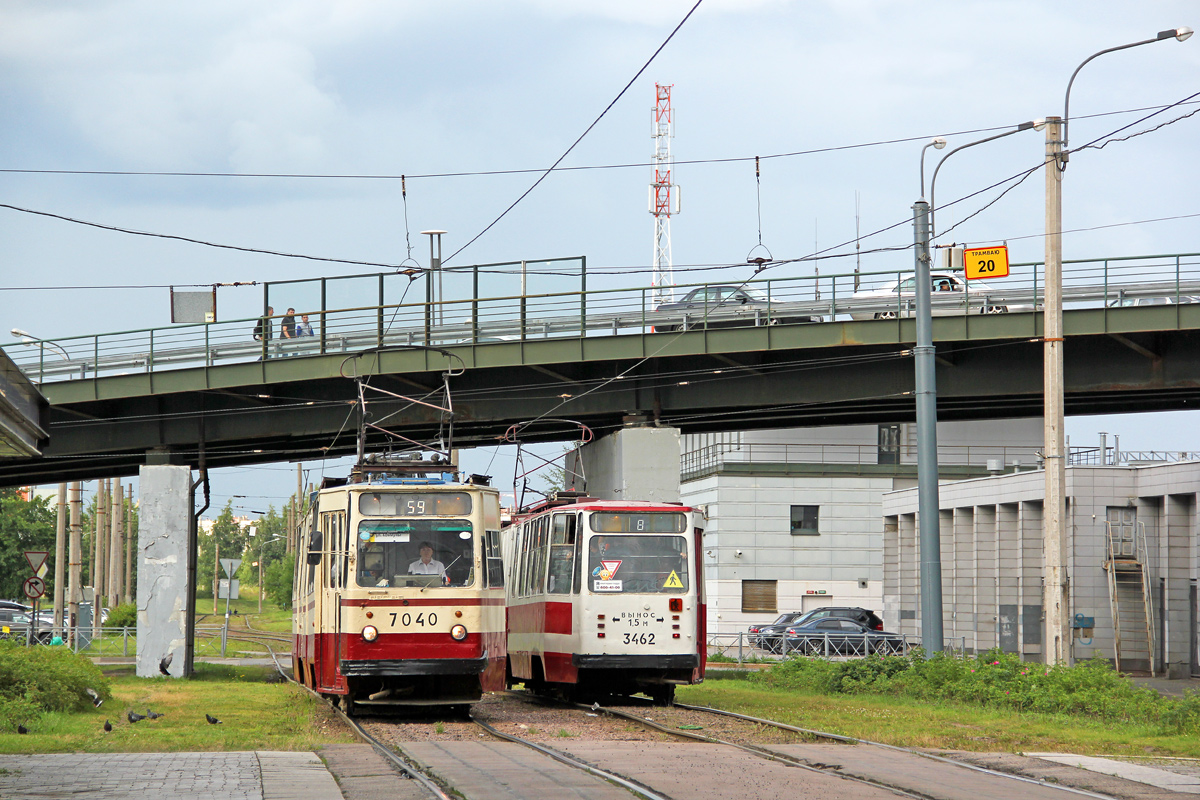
587;535;688;593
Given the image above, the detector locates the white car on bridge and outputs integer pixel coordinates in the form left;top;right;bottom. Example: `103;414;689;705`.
848;271;1034;320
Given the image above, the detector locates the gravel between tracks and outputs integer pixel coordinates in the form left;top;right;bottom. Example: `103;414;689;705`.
361;692;818;748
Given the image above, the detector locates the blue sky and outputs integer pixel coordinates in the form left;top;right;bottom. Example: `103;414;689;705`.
2;1;1197;512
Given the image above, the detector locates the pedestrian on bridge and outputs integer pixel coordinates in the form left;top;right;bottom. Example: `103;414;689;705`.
253;306;274;359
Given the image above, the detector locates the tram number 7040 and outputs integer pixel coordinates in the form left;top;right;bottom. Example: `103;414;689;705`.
622;632;656;645
389;612;438;628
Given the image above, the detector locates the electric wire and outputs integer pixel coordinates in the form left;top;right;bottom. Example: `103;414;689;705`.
442;0;705;265
1;100;1193;181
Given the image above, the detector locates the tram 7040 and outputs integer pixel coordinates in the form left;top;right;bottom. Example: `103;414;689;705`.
292;469;506;712
502;495;706;704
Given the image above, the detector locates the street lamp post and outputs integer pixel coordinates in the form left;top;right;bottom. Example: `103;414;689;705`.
1043;26;1192;667
913;136;945;654
912;122;1040;654
11;328;69;379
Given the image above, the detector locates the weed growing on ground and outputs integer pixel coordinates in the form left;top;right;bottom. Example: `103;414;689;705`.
755;649;1200;735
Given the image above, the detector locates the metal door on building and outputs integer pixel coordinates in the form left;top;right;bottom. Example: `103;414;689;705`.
1106;507;1137;558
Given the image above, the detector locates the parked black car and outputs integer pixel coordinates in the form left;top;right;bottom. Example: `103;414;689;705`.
653;286;820;332
790;606;884;631
782;618;906;656
748;612;809;652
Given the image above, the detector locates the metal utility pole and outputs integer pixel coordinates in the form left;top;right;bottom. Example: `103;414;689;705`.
53;483;66;636
422;230;446;339
109;483;123;607
68;482;81;646
650;82;679;305
124;491;133;605
912;197;943;654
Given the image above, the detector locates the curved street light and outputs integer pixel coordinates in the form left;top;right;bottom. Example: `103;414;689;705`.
928;120;1045;239
1042;27;1193;667
918;137;947;200
10;327;69;361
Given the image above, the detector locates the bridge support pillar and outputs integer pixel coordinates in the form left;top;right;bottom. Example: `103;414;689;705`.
135;465;193;678
572;425;680;503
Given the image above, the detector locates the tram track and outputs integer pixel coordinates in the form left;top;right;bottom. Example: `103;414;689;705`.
263;645;1132;800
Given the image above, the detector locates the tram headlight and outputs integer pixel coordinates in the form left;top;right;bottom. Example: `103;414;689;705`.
450;624;468;641
361;625;379;642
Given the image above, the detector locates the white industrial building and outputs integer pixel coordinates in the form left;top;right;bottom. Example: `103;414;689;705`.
678;419;1044;636
883;459;1200;676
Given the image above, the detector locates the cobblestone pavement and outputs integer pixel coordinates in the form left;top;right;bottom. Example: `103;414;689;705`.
0;751;343;800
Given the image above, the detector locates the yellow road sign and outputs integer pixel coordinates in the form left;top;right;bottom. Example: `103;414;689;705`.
963;246;1009;279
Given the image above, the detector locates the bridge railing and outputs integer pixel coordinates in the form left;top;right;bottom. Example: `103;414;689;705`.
6;251;1199;384
680;441;1045;479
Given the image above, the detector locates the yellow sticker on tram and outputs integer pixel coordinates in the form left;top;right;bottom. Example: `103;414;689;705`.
662;571;684;589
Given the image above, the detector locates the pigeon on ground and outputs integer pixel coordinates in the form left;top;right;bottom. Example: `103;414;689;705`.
127;711;146;723
103;720;112;732
86;687;103;708
146;709;163;720
205;714;222;725
159;653;173;676
17;724;28;734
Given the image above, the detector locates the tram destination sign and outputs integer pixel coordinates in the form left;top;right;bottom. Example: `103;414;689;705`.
963;245;1009;280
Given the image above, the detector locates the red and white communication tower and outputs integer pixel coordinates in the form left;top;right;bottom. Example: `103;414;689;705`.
650;83;680;305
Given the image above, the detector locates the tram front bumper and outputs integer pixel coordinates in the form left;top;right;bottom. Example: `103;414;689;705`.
572;653;699;670
340;653;490;677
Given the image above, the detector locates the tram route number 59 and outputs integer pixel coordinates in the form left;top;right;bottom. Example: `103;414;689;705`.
964;245;1010;280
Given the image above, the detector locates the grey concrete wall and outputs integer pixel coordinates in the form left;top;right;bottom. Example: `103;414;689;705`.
580;426;680;503
136;465;192;678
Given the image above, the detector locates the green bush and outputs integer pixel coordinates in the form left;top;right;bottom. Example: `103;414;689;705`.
754;649;1200;734
264;558;294;610
105;602;137;629
0;641;110;729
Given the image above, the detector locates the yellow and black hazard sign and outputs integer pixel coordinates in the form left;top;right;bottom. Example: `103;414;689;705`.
662;570;684;589
963;245;1009;280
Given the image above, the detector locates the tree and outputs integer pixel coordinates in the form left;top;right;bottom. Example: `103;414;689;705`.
197;502;248;598
263;558;294;609
0;490;56;600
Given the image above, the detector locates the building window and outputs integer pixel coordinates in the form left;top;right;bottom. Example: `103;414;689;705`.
741;580;777;613
790;505;819;536
878;424;900;465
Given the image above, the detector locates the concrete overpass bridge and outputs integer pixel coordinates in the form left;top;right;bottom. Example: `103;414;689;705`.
3;251;1199;487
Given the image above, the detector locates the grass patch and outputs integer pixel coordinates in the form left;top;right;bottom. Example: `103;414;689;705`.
0;660;355;754
679;652;1200;757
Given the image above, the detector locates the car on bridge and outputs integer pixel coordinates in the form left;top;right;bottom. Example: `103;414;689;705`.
652;285;822;332
1108;294;1199;308
849;271;1033;320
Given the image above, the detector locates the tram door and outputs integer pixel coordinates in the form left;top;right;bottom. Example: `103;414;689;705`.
329;511;347;689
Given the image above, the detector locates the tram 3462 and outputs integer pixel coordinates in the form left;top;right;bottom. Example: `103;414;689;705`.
502;494;706;705
292;461;506;713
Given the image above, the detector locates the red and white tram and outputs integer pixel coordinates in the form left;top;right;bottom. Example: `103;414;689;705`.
502;493;706;704
292;463;506;712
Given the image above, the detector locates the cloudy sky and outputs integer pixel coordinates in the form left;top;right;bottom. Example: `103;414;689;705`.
2;1;1197;512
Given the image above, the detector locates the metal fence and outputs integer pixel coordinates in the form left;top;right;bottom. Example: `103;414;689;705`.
6;251;1198;384
6;624;266;657
706;632;968;666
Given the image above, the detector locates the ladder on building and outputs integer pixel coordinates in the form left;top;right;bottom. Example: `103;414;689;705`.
1104;520;1155;675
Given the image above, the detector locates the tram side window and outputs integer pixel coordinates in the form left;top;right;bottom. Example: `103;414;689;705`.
484;530;504;587
534;516;550;594
547;513;576;594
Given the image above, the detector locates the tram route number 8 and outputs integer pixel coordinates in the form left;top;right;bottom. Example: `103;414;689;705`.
963;245;1010;280
389;612;438;627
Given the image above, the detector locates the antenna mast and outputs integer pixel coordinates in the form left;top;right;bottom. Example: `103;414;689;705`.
650;83;679;305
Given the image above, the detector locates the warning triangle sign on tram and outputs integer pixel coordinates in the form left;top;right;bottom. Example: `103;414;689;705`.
662;570;684;589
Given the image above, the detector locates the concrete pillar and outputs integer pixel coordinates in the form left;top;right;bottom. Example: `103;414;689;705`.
576;425;681;503
136;465;192;678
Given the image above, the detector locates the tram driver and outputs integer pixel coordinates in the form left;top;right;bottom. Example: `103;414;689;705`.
408;541;447;581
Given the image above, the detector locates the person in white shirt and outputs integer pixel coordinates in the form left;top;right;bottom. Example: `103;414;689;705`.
409;541;446;579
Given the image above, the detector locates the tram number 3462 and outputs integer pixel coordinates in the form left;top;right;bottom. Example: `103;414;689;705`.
389;612;438;627
622;632;656;645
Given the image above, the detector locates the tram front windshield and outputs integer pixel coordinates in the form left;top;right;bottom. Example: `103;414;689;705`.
357;520;474;588
587;535;689;594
